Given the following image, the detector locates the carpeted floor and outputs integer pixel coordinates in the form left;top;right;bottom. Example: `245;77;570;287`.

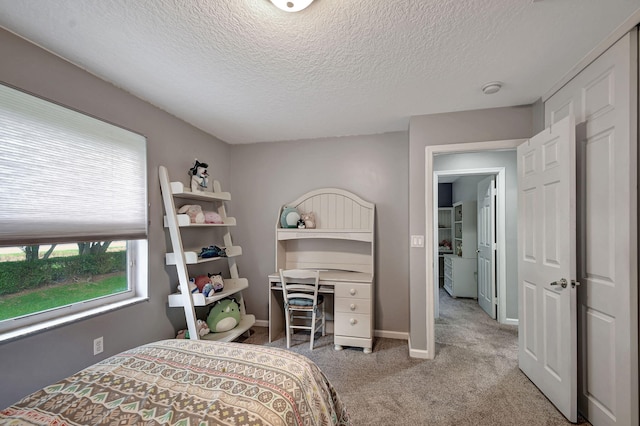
242;289;590;425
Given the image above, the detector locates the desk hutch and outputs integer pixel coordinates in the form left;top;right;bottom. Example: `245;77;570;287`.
268;188;375;353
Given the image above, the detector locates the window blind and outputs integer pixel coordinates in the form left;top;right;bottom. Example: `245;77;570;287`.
0;83;147;245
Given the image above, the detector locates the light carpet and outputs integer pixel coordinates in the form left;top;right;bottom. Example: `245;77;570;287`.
242;289;589;425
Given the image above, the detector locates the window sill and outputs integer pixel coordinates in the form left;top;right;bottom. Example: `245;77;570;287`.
0;296;149;344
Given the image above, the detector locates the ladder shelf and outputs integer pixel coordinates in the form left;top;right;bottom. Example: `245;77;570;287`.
159;165;254;341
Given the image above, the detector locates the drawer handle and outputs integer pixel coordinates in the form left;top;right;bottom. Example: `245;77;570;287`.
350;303;356;311
350;318;357;325
349;288;356;296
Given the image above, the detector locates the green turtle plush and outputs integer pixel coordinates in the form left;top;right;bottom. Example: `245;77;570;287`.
206;298;240;332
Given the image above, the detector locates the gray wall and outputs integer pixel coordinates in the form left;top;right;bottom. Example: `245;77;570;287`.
0;29;230;407
228;133;410;333
408;106;534;350
435;150;519;320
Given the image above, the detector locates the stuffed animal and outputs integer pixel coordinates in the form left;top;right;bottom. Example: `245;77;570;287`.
204;210;223;224
177;205;223;225
209;273;225;292
301;212;316;229
191;273;225;297
199;245;227;258
189;159;209;192
178;204;205;224
206;298;240;333
280;206;301;228
176;319;210;339
193;274;212;292
177;279;198;294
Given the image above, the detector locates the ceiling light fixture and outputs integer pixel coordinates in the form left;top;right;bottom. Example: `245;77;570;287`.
270;0;314;12
481;81;503;95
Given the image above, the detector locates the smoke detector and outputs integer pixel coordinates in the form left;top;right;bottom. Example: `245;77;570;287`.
481;81;503;95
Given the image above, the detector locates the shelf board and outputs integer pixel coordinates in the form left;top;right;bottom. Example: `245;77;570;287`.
165;246;242;265
164;215;236;228
277;228;373;242
168;278;249;307
201;314;255;342
170;181;231;201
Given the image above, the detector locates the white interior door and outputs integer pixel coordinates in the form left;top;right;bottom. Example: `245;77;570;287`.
544;31;638;426
477;175;496;319
517;114;577;422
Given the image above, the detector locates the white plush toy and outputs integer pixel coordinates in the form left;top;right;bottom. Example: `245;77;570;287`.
178;204;205;224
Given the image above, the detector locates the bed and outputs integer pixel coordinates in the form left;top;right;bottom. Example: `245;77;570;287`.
0;339;350;425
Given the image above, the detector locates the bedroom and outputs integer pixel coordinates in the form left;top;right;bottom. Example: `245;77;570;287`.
0;1;638;425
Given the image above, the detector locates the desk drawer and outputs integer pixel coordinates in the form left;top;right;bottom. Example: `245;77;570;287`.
335;297;371;314
334;312;371;338
335;283;371;299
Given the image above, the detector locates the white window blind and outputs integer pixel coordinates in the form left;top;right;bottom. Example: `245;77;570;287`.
0;83;147;245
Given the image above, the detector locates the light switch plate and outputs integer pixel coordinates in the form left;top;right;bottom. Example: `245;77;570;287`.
410;235;424;247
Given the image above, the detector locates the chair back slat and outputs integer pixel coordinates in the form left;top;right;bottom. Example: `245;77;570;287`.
279;268;325;349
279;269;320;305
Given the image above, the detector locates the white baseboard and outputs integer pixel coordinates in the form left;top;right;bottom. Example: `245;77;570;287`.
374;329;408;340
253;320;269;328
408;337;431;359
502;318;518;326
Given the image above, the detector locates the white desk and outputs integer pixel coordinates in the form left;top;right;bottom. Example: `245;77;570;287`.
269;270;374;353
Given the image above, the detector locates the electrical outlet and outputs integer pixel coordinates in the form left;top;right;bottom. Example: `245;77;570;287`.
93;336;104;355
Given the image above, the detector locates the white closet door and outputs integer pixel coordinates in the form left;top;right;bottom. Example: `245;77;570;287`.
544;30;638;426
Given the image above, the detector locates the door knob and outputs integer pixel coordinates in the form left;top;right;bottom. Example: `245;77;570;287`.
550;278;568;288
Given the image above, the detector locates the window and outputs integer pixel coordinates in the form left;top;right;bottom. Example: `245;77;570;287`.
0;83;148;341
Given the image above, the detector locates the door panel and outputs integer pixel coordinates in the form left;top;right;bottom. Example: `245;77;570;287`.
522;281;537;357
477;176;496;319
517;114;577;422
544;31;638;426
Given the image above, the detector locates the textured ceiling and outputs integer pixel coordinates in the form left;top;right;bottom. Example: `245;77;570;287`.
0;0;638;144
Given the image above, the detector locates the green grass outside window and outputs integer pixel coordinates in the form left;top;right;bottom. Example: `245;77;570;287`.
0;275;127;321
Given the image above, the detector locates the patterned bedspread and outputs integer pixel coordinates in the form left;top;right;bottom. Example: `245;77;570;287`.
0;339;350;425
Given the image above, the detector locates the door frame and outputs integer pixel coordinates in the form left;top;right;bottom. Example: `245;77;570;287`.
425;138;525;357
433;167;505;322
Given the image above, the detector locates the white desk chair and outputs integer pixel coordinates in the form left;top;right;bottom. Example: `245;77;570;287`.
279;268;326;350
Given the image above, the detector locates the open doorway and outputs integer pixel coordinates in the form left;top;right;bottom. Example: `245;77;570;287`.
434;172;499;320
424;139;524;357
431;150;518;326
